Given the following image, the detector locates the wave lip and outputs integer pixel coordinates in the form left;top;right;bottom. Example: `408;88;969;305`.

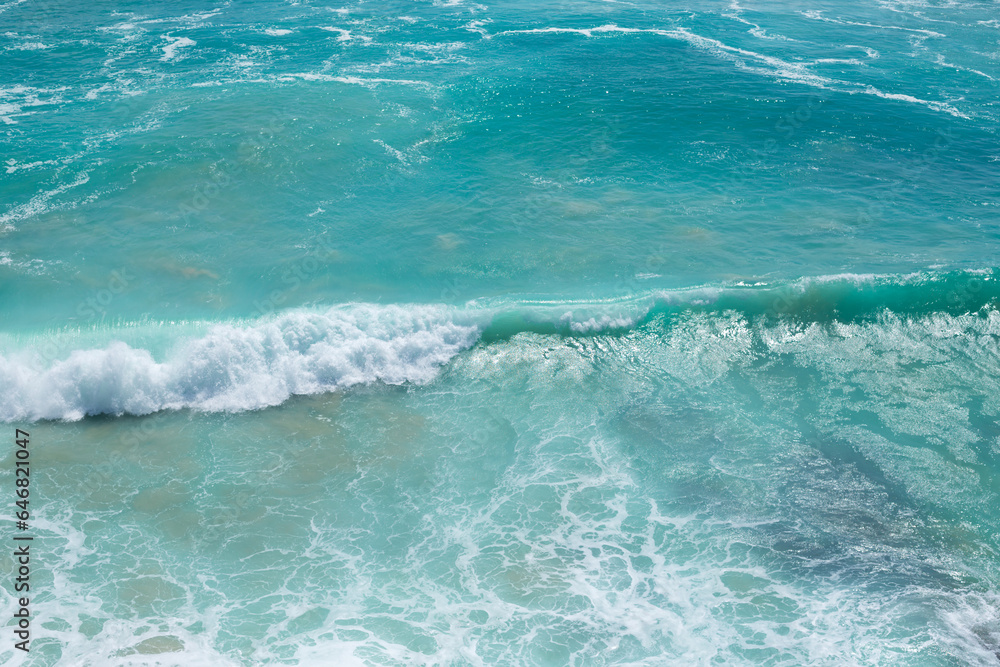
0;304;482;422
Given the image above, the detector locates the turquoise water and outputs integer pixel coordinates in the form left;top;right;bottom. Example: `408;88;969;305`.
2;0;1000;664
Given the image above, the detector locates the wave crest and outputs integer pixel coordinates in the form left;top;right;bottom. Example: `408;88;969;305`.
0;305;481;421
2;269;997;421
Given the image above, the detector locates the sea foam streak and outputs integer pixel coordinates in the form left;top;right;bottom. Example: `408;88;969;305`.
491;24;968;118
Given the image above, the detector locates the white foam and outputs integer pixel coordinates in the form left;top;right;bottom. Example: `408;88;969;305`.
0;305;484;421
0;292;683;421
0;171;90;229
373;138;429;167
0;84;65;124
0;508;247;666
934;54;996;81
4;158;58;173
814;58;866;66
178;8;222;24
264;28;293;36
160;35;195;61
464;20;491;38
749;26;794;41
0;0;26;15
285;73;432;88
561;311;639;333
7;41;50;50
326;27;372;43
844;44;880;58
0;251;52;275
320;26;355;42
191;72;434;90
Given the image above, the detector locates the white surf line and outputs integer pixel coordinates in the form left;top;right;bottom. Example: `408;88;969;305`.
491;24;968;119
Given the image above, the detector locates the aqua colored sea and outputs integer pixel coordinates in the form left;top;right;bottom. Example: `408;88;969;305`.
2;0;1000;664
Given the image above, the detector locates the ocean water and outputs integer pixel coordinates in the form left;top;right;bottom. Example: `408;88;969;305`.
2;0;1000;664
